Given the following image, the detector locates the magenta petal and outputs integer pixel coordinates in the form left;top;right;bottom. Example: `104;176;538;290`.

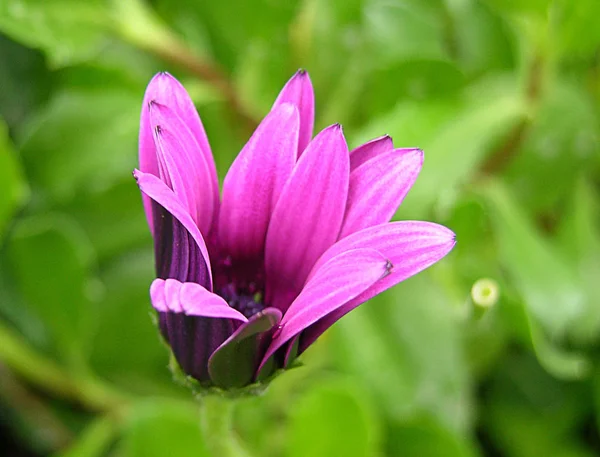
219;103;300;261
349;135;393;171
151;279;248;321
265;124;350;311
148;102;218;237
340;148;423;238
134;169;213;288
299;221;456;353
259;248;390;370
139;72;219;234
273;70;315;156
208;308;281;388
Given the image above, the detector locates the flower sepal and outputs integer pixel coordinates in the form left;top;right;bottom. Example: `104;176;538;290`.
167;350;304;399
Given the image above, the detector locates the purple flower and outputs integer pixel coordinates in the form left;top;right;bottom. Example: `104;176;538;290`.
134;70;455;389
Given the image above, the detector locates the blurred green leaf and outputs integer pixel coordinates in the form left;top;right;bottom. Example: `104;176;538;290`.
0;0;112;67
483;181;590;379
483;181;585;336
55;416;116;457
0;121;28;240
0;34;53;130
5;214;99;367
331;272;471;433
286;378;380;457
89;249;178;394
363;0;447;63
118;399;210;457
448;1;515;76
554;0;600;59
482;352;594;457
18;87;139;202
387;416;479;457
356;76;526;218
556;180;600;345
63;179;150;262
504;81;599;213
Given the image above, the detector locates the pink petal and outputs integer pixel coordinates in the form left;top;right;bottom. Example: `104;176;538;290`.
340;148;423;238
219;103;299;261
273;70;315;156
349;135;393;171
259;248;390;370
150;278;248;321
265;124;350;311
139;72;219;234
300;221;456;353
148;102;218;237
134;169;213;288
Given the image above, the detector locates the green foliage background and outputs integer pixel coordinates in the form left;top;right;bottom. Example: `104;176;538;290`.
0;0;599;455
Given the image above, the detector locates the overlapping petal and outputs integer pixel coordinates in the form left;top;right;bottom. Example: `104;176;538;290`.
273;70;315;156
298;221;456;353
139;73;218;235
148;103;218;236
340;148;423;238
265;124;349;311
260;248;391;371
134;169;212;288
349;135;394;171
219;103;299;262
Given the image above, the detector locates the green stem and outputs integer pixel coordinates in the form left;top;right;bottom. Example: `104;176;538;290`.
0;319;129;414
200;395;251;457
111;0;258;134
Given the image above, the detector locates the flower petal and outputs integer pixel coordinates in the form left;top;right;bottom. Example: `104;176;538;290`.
139;72;218;234
134;169;212;288
273;70;315;156
148;102;218;237
151;278;245;384
259;248;390;371
150;278;248;321
219;103;299;262
299;221;456;353
208;308;281;389
340;148;423;238
349;135;393;171
265;124;350;311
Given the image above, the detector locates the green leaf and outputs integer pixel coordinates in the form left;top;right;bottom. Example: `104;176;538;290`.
504;81;599;213
55;416;117;457
555;180;600;345
387;417;479;457
0;0;112;67
286;378;380;457
331;272;471;433
118;400;210;457
0;121;29;240
354;75;526;218
89;249;174;392
18;87;140;203
0;34;52;131
483;181;590;379
4;214;98;367
554;0;600;59
483;352;593;457
363;0;447;63
483;181;585;337
62;179;151;263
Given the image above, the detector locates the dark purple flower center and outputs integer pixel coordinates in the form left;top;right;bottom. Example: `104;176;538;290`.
219;282;265;318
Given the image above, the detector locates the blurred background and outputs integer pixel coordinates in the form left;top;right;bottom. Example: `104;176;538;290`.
0;0;599;456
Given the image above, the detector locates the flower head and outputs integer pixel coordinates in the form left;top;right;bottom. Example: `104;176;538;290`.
134;71;455;390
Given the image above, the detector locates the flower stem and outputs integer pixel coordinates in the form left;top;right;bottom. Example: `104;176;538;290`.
200;395;251;457
0;319;129;414
111;0;258;134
